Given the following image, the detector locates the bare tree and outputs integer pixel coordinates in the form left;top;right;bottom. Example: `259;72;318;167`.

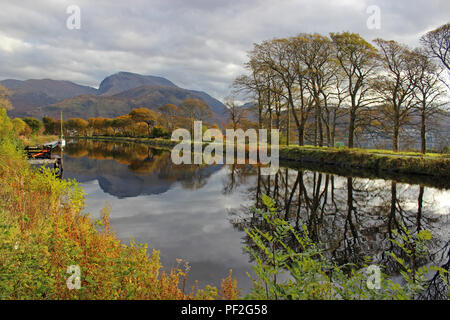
224;96;248;130
179;99;213;136
409;48;447;153
296;34;335;146
373;39;416;151
322;72;348;147
233;65;265;132
158;103;182;132
251;39;297;145
330;32;379;148
420;23;450;71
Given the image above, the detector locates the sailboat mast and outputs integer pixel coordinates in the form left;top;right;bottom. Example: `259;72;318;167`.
60;111;63;143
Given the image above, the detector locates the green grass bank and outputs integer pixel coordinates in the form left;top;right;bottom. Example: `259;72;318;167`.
72;136;450;178
279;145;450;178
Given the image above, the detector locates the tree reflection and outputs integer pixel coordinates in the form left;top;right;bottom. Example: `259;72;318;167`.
64;140;448;298
222;164;255;195
63;140;221;196
225;166;449;298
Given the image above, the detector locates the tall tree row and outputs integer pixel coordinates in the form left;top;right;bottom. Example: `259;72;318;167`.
233;23;449;153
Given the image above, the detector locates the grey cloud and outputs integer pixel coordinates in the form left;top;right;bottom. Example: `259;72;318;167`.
0;0;448;100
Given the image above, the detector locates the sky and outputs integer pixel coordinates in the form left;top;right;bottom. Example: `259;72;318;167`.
0;0;448;101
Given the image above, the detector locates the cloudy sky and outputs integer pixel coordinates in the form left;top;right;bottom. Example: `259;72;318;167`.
0;0;448;100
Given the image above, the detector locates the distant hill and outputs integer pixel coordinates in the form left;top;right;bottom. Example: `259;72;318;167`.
241;102;258;122
1;79;97;118
3;72;228;123
98;72;177;95
32;94;133;120
29;85;226;124
113;85;203;106
188;90;230;118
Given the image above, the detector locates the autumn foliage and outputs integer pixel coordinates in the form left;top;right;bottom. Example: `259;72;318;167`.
0;109;239;300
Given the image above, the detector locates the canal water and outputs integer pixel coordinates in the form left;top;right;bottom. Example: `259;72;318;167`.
61;139;450;295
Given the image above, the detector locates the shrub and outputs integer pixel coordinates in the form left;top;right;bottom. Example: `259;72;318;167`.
0;108;13;141
0;113;236;300
22;117;43;135
150;126;169;139
244;195;449;300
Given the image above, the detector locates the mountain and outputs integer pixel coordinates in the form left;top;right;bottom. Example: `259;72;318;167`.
3;72;228;123
188;90;229;118
0;79;97;99
32;94;133;119
113;85;227;120
97;72;228;118
1;79;97;118
98;72;177;95
113;85;201;105
32;85;226;123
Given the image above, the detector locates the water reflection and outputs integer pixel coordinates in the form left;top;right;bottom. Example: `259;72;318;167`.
64;140;220;198
63;139;449;297
226;166;449;298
